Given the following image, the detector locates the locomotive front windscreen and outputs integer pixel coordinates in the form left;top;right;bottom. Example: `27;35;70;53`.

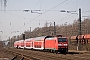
58;38;67;42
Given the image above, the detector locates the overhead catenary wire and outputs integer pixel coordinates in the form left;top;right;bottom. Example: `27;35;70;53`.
10;0;80;33
17;0;68;30
0;9;61;11
1;9;89;22
1;0;81;23
0;12;76;34
1;0;89;32
82;11;90;13
0;6;89;31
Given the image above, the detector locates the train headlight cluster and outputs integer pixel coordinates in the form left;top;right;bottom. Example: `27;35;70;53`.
64;44;67;46
58;44;67;46
58;44;62;46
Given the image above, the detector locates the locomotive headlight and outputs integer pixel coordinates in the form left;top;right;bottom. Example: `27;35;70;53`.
58;44;62;46
64;44;67;46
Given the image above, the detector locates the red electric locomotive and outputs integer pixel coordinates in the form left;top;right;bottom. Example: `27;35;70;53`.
44;36;68;53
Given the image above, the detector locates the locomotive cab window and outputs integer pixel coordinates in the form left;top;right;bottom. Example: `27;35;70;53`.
58;38;66;42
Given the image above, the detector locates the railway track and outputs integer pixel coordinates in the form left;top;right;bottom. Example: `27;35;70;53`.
3;48;41;60
3;48;68;60
2;48;90;60
4;48;61;60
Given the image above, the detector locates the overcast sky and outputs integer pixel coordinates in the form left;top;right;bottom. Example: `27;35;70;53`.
0;0;90;40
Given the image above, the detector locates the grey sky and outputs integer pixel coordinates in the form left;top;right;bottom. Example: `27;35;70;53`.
0;0;90;40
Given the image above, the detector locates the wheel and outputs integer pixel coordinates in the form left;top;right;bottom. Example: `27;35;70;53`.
55;51;58;54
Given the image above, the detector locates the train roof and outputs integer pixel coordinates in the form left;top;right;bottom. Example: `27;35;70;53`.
45;37;67;40
34;36;46;40
15;40;24;43
34;36;53;41
25;38;34;41
57;37;67;38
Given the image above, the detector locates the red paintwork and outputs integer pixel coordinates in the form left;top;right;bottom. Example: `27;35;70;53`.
45;37;58;50
33;37;45;49
34;41;43;48
69;34;90;44
21;41;24;47
14;40;23;48
84;34;90;39
25;41;31;47
24;39;33;48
